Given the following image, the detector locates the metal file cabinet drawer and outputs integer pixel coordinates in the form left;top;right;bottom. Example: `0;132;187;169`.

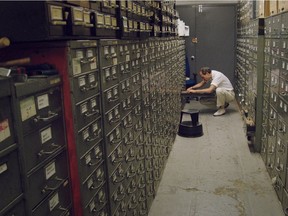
102;85;120;112
31;179;71;216
280;39;288;59
126;193;139;214
3;200;25;216
70;46;98;75
132;88;141;106
124;147;137;166
27;150;69;209
99;40;118;68
79;141;104;183
17;85;62;135
280;60;288;79
108;144;125;175
279;76;288;100
120;95;133;117
108;163;127;197
134;132;145;147
75;94;101;130
122;128;135;150
0;150;22;212
101;65;119;90
118;41;130;64
105;124;122;156
278;116;287;139
278;97;288;122
0;96;15;152
131;59;140;74
274;177;284;202
103;105;121;134
281;12;288;36
83;184;108;216
119;62;131;82
132;103;142;119
282;189;288;215
270;90;279;109
142;82;150;98
130;43;140;60
112;200;126;216
110;183;127;214
70;71;100;103
126;175;139;196
119;78;132;100
131;73;141;92
22;118;66;173
77;118;102;157
121;111;134;136
275;135;287;183
133;117;143;137
82;162;106;206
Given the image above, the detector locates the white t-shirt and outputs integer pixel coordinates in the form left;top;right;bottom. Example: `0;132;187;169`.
211;70;233;90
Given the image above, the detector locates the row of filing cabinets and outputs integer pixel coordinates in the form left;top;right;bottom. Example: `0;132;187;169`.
0;37;185;216
236;10;288;214
0;75;72;216
261;12;288;214
0;1;178;42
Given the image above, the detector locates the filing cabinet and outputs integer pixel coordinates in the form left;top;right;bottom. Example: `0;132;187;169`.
1;37;185;216
9;75;72;215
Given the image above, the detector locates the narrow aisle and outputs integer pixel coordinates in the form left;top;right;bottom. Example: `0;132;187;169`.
148;100;284;216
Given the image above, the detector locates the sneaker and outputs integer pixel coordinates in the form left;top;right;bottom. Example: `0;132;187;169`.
224;103;229;108
213;108;226;116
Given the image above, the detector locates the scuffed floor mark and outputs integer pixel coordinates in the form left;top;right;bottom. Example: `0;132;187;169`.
213;186;246;216
179;187;201;192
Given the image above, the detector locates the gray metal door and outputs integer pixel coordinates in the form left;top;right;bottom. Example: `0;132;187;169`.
176;4;236;85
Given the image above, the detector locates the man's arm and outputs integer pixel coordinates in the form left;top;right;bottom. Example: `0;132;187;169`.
187;80;206;90
187;84;216;94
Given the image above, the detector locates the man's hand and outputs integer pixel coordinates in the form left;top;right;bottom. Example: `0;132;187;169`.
187;89;197;94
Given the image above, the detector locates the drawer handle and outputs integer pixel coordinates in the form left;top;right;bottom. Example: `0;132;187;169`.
41;176;65;193
128;201;138;210
80;57;96;64
126;170;137;178
111;138;121;144
108;97;119;102
136;155;145;161
85;109;100;117
92;201;107;213
112;156;124;164
86;134;100;142
51;20;67;26
126;155;135;162
109;117;120;124
276;165;283;172
135;125;143;131
124;123;133;129
281;92;286;96
57;206;69;215
122;88;131;93
138;195;147;202
123;105;132;111
90;181;103;190
88;159;100;167
138;182;145;189
33;111;58;123
127;186;137;194
38;143;61;157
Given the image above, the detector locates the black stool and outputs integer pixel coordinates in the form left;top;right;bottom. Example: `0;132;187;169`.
178;109;203;137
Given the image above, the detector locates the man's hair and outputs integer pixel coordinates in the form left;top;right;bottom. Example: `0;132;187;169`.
200;67;211;75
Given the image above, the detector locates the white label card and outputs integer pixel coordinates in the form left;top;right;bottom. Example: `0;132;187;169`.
81;103;88;114
87;49;93;58
41;127;52;144
37;94;49;110
72;58;82;75
20;96;36;122
89;74;95;83
79;76;86;87
49;193;59;212
85;153;91;164
45;161;56;180
0;163;7;175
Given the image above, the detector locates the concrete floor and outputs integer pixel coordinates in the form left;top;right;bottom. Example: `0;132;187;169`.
148;100;284;216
